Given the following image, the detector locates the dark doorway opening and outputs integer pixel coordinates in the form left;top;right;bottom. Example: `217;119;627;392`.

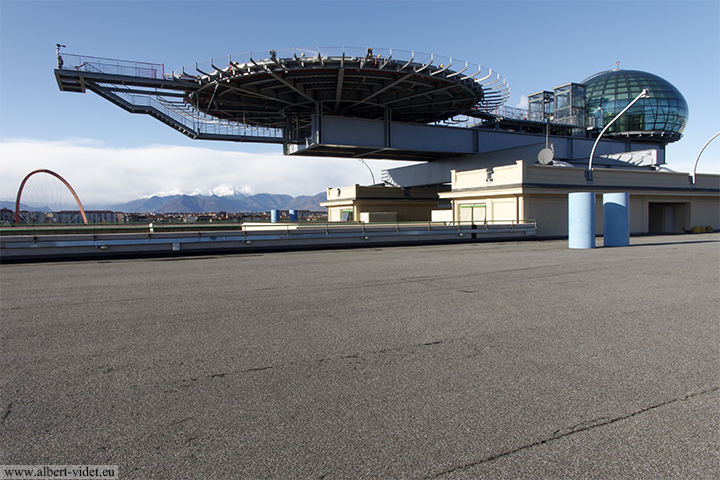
649;203;687;233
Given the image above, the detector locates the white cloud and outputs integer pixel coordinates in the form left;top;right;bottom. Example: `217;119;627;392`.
515;95;529;110
0;138;412;207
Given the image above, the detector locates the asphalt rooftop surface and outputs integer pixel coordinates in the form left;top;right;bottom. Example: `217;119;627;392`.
1;234;718;479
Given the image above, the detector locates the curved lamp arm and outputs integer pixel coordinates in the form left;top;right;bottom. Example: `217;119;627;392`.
586;88;649;181
359;158;376;184
691;131;720;185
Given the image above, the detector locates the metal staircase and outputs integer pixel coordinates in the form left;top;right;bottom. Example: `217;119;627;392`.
55;53;287;143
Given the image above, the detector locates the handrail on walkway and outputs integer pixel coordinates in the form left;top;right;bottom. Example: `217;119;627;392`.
58;53;165;79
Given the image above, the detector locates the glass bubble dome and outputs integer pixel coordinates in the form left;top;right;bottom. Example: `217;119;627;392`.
584;69;688;143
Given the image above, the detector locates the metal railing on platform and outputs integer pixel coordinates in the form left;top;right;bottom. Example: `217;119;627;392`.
59;53;164;78
176;47;510;111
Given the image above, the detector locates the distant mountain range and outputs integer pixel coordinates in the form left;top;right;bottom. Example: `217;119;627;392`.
1;191;328;214
111;191;327;213
0;201;49;212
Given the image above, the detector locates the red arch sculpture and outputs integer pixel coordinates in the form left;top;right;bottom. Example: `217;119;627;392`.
14;169;88;224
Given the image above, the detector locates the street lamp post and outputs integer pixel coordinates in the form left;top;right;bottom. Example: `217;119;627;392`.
691;131;720;185
586;88;650;181
358;158;376;185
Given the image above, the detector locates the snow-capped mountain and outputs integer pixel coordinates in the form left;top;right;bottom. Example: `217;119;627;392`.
109;190;327;213
202;185;252;197
141;185;252;199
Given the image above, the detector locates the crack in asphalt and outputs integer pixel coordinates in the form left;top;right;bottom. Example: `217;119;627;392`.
176;339;445;385
428;386;720;478
1;402;12;423
401;263;617;294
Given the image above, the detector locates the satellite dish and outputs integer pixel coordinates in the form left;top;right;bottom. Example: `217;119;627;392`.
538;147;554;165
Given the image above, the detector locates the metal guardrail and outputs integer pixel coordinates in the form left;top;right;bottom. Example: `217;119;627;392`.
1;220;537;236
0;221;537;261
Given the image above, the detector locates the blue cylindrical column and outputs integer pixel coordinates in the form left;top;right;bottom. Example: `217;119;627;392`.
568;192;596;249
603;192;629;247
270;209;280;223
288;210;298;222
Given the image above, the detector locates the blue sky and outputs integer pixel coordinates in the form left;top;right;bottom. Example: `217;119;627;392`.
1;0;718;206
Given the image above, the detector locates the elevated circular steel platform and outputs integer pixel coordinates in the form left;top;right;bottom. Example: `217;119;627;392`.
182;47;510;129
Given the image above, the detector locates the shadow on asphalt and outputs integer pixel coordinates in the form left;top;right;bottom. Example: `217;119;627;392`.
630;237;719;247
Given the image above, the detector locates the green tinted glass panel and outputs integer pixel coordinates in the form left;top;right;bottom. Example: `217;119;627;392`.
584;70;688;134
